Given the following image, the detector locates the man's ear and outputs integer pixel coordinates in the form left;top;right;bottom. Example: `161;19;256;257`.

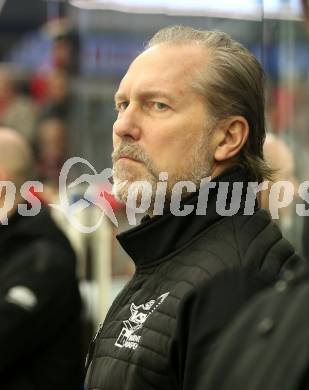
213;116;249;162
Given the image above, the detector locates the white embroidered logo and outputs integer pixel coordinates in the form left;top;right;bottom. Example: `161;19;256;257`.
5;286;38;310
115;292;169;350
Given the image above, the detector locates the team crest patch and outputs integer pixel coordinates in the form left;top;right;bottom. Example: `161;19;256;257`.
115;292;169;350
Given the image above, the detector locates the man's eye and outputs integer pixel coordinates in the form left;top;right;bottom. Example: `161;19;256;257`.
153;102;168;111
115;102;129;112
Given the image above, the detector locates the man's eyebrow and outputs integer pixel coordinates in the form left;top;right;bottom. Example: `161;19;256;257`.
114;90;176;102
139;90;176;101
114;92;126;102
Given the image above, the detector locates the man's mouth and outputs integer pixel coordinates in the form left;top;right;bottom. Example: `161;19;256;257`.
118;155;141;163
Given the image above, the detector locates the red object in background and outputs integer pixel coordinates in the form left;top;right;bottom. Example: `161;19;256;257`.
270;87;295;133
30;73;49;104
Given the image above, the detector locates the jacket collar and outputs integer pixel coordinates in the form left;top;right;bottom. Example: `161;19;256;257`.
117;166;258;268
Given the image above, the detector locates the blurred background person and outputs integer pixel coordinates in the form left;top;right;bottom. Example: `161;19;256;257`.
260;133;300;242
0;127;83;390
35;116;68;186
0;66;38;143
39;69;71;122
30;29;79;105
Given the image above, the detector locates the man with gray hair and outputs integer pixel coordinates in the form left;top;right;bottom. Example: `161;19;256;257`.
0;128;82;389
85;25;300;390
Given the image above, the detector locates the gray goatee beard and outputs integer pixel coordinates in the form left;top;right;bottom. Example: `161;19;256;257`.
112;134;213;206
112;141;158;204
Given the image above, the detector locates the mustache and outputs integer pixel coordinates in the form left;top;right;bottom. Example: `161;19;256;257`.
112;142;149;165
112;141;158;178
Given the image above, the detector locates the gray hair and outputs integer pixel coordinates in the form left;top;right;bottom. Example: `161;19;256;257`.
147;25;272;181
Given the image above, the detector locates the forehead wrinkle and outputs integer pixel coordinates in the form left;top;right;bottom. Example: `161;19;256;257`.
115;86;180;103
135;88;179;103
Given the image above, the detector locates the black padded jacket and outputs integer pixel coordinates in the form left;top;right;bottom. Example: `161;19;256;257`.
85;167;300;390
0;206;82;390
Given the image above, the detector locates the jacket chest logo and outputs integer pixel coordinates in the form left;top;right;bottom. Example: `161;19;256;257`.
115;292;169;350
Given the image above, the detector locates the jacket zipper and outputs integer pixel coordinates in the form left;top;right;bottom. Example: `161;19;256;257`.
85;272;140;386
85;321;104;372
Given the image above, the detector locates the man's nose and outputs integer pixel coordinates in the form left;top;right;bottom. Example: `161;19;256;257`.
113;105;141;140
